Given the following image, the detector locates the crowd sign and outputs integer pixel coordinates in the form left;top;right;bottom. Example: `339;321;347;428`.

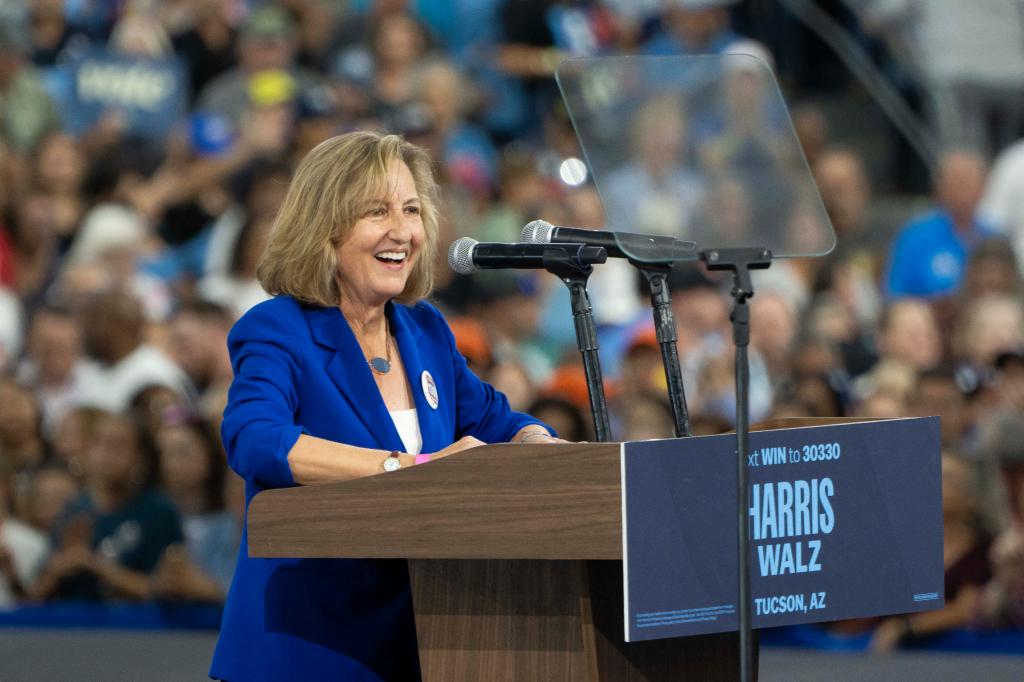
622;417;943;642
65;50;187;140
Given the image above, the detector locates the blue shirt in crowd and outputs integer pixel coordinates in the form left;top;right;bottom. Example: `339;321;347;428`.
885;210;995;298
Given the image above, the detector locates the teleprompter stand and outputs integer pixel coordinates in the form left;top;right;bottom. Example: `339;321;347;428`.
700;246;772;682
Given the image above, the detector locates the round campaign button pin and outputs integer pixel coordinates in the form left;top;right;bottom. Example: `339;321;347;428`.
421;370;439;410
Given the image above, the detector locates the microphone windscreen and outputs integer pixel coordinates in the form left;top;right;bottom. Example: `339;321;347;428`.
448;237;478;275
521;219;555;244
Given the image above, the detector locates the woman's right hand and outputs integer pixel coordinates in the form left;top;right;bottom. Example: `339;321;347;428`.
429;436;485;461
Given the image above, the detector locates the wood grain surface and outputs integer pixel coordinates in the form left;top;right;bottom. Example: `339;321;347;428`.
410;559;592;681
248;443;623;560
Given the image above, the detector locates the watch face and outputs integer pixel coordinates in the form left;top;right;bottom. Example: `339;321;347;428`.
383;456;401;472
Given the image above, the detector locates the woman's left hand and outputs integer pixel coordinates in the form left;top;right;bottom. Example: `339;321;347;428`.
513;427;569;445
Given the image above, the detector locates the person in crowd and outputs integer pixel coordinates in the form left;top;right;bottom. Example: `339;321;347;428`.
642;0;742;55
28;0;88;68
414;58;498;193
0;16;59;156
526;395;588;443
0;378;51;520
5;191;62;315
669;268;773;423
750;290;799;382
976;413;1024;629
108;11;173;59
810;149;884;371
907;369;970;450
32;411;183;602
0;476;48;609
199;161;291;318
980;134;1024;273
980;527;1024;630
209;131;559;680
66;196;173;322
25;463;78;535
167;300;234;411
886;150;994;298
366;10;433;125
619;391;675;441
50;405;102;482
960;237;1022;300
602;94;704;240
866;298;943;380
847;388;906;420
30;132;87;251
463;271;552;383
152;415;238;603
197;5;323;124
73;289;193;413
485;360;536;413
870;454;993;652
814;149;876;249
471;149;547;246
128;384;192;462
169;0;239;103
954;294;1024;371
16;304;93;435
616;327;666;405
791;102;829;170
791;373;844;419
446;315;494;375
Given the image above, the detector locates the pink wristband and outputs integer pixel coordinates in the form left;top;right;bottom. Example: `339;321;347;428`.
415;453;432;465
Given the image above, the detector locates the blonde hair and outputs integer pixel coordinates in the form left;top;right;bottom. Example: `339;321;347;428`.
257;131;440;306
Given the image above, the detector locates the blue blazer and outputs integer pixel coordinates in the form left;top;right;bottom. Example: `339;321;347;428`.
210;296;547;681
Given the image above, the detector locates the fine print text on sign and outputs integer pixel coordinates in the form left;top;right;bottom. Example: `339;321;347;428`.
622;417;943;642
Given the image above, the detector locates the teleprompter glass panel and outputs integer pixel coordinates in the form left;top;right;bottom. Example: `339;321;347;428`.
556;55;836;261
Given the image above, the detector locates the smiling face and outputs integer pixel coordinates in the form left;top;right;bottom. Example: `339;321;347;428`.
334;160;425;311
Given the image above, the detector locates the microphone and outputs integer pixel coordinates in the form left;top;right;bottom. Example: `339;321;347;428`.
521;220;696;262
448;237;607;275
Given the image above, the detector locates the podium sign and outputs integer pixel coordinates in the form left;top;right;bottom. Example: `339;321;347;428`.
622;417;943;642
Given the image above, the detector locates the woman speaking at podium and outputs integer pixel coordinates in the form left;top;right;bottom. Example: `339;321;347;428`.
209;131;557;681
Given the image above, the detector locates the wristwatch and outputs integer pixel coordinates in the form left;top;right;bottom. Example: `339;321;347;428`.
382;451;402;472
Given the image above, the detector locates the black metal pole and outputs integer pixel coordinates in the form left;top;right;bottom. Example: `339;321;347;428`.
637;264;692;437
732;296;754;682
537;249;611;442
565;277;612;442
701;247;772;682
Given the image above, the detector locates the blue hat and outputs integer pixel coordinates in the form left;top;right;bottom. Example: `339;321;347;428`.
189;113;235;156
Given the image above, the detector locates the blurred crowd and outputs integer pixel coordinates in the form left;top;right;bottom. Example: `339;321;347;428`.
0;0;1022;652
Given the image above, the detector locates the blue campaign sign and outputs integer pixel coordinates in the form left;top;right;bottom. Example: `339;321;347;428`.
622;417;943;642
62;49;188;140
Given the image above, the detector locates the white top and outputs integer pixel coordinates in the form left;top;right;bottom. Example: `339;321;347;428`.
981;138;1024;270
389;408;422;455
0;518;49;609
73;343;193;413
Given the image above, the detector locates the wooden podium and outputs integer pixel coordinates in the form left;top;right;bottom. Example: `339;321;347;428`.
247;442;743;681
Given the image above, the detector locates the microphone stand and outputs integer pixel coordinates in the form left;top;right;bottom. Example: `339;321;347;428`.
545;259;612;443
633;262;692;437
699;246;771;682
